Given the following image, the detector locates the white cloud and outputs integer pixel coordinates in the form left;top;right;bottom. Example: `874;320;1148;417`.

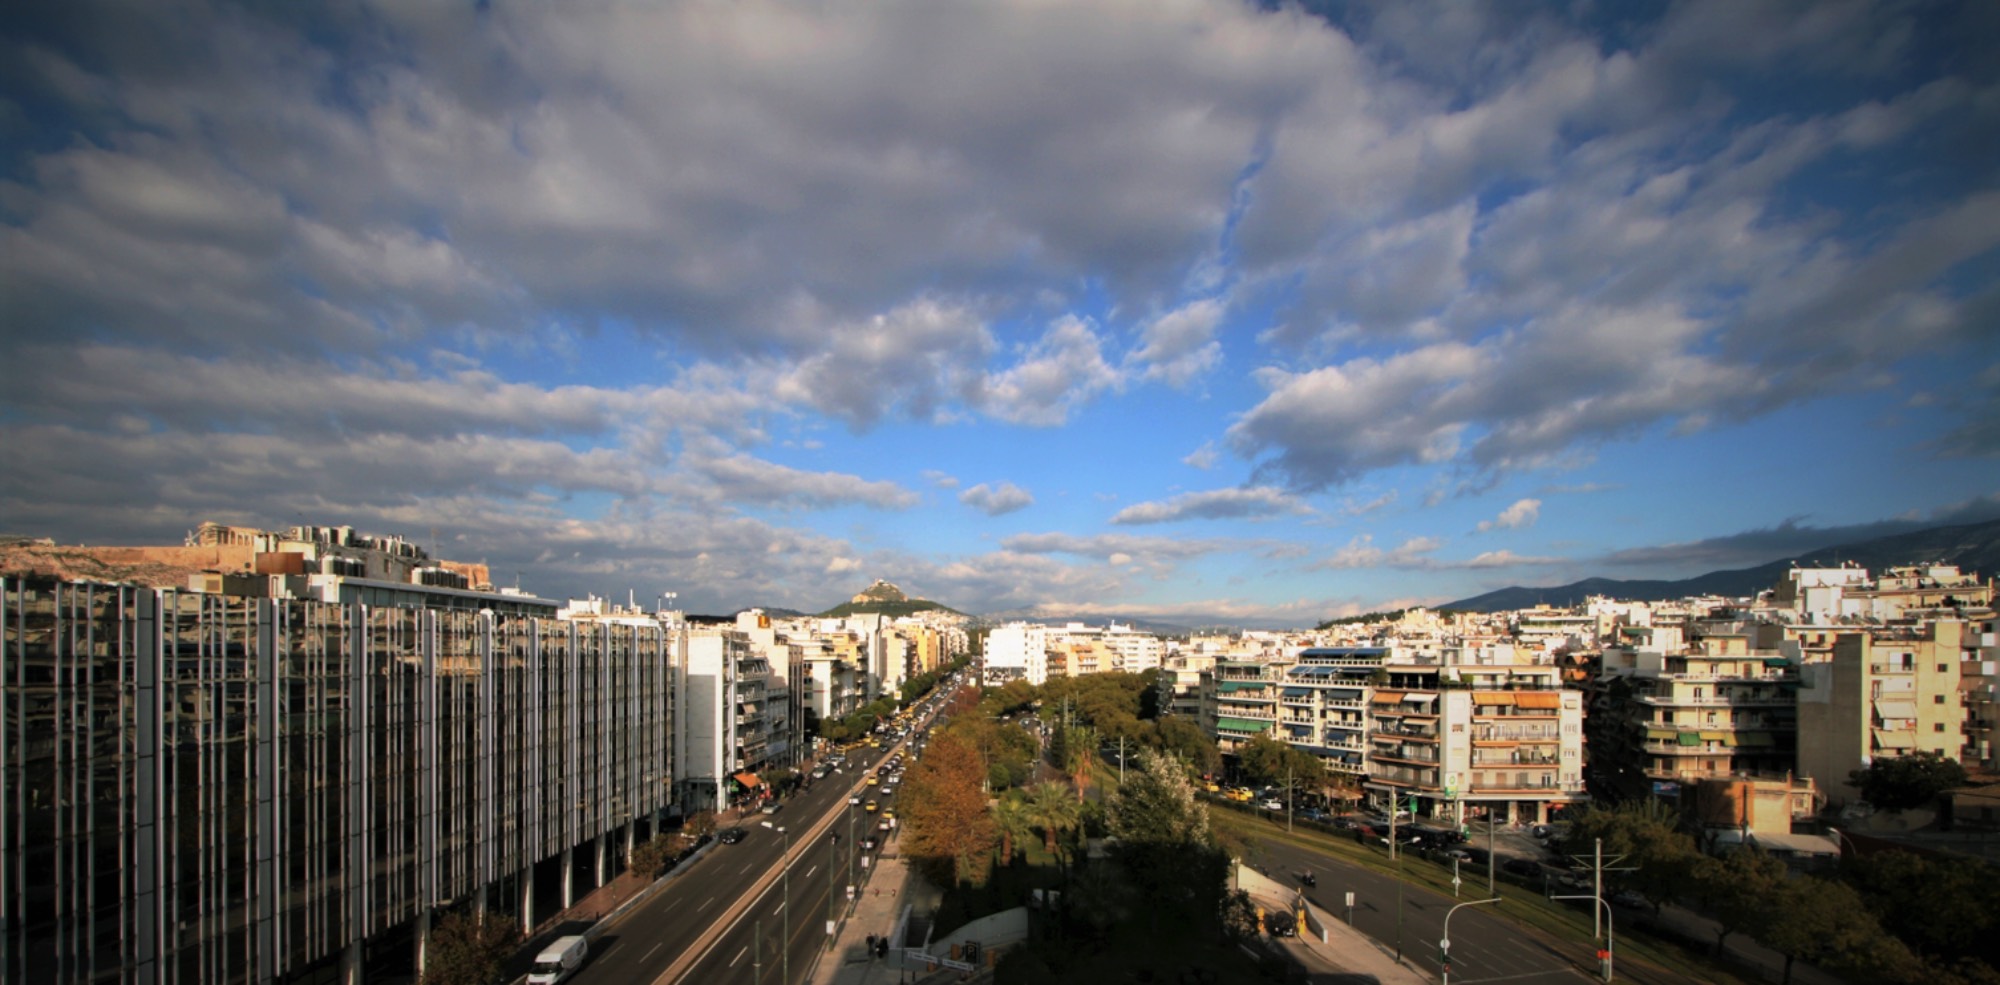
1183;443;1219;470
980;316;1124;426
1477;498;1542;532
1110;487;1313;525
1129;297;1226;386
959;482;1035;516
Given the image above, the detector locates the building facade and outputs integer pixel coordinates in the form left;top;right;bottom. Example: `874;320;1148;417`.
2;576;679;985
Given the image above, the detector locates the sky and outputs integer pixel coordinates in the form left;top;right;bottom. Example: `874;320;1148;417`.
2;0;1997;628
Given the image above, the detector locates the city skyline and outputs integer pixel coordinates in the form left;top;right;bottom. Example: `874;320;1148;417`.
3;1;1997;626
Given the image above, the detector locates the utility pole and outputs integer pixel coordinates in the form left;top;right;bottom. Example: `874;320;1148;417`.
1486;811;1496;895
764;823;790;984
1286;762;1294;835
826;832;839;948
1567;837;1632;941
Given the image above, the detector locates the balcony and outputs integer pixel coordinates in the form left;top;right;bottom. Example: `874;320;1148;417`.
1373;747;1440;765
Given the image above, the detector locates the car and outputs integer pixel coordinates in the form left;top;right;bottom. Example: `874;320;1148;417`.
860;836;878;851
1609;890;1647;908
879;819;893;832
1265;910;1297;937
1259;799;1285;811
1442;848;1472;862
865;776;879;786
865;801;879;813
1332;817;1361;830
850;795;862;806
760;802;780;814
718;827;747;844
883;809;896;820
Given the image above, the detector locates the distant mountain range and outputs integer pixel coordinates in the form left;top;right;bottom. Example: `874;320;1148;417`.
1441;518;2000;612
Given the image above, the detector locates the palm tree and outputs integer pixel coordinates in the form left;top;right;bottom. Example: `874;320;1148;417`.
1026;781;1081;854
992;794;1034;866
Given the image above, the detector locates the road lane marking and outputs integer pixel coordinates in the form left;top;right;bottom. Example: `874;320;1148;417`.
804;864;816;879
729;946;746;967
642;943;663;962
699;895;715;912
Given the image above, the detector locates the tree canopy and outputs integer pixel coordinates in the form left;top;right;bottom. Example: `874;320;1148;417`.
1849;751;1968;811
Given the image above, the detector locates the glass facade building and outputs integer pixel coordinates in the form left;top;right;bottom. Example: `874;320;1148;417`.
2;576;676;984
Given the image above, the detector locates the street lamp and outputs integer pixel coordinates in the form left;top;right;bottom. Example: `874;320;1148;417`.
1440;897;1500;985
1552;893;1615;983
763;822;790;985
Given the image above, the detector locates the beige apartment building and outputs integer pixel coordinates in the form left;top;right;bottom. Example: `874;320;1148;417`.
1799;624;1965;805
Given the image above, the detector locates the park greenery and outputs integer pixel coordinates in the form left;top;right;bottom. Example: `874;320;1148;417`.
416;910;516;985
896;675;1273;982
1552;803;2000;985
1847;749;1968;811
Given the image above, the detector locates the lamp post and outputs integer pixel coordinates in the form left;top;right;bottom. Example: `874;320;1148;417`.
826;831;839;948
1552;893;1614;982
1439;896;1500;985
763;822;790;984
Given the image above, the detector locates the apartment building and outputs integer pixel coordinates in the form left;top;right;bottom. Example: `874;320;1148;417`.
2;574;676;985
1210;658;1290;754
1587;625;1800;802
1798;624;1965;806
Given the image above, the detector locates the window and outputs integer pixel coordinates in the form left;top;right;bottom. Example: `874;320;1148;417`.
1936;695;1947;705
1939;664;1949;673
1935;723;1946;733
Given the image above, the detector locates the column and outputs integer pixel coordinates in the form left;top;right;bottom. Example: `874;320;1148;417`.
561;847;575;911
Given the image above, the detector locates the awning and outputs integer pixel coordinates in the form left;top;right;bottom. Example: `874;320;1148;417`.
1873;698;1918;721
731;772;763;789
1645;727;1676;741
1282;687;1312;698
1217;717;1271;733
1760;657;1793;667
1372;691;1407;704
1697;731;1729;741
1515;692;1562;709
1402;692;1438;706
1471;693;1516;706
1677;732;1701;746
1217;680;1266;693
1872;728;1915;750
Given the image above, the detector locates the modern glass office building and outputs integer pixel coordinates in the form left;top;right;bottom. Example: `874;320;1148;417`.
1;575;677;984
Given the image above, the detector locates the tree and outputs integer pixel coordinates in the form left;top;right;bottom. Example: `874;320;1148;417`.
629;834;677;879
1025;781;1081;854
1236;733;1323;795
1106;749;1233;934
1846;849;2000;972
419;910;516;985
1759;876;1917;985
1556;803;1700;913
902;731;999;886
1151;715;1222;777
992;794;1035;866
1849;751;1968;811
1689;848;1787;957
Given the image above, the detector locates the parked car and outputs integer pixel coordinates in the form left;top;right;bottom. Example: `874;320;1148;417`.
527;935;589;985
1259;799;1285;811
1609;890;1647;908
718;827;747;845
1265;910;1298;937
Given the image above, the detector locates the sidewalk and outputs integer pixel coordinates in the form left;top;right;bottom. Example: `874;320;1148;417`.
807;834;962;985
1238;864;1430;985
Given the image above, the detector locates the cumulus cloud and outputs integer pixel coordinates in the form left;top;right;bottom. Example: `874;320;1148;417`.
960;482;1035;516
1110;487;1313;525
1477;498;1542;532
980;316;1124;426
1128;297;1226;386
1183;443;1219;470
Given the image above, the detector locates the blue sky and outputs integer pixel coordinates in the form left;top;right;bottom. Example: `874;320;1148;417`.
2;0;1997;626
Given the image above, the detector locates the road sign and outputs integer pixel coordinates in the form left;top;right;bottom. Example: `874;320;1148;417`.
1344;892;1355;907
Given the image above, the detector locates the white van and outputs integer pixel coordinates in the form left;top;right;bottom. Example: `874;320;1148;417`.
527;935;588;984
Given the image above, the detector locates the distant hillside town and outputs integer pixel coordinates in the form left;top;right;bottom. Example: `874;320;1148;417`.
2;519;1995;983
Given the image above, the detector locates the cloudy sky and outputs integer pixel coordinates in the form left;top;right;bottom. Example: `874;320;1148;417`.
3;0;1997;626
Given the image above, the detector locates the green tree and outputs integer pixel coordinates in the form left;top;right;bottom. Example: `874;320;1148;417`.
992;794;1035;866
1150;715;1222;777
1025;780;1081;854
1849;751;1968;811
1106;749;1233;934
1759;876;1917;985
1846;849;2000;970
1557;803;1700;913
419;910;516;985
1689;847;1787;957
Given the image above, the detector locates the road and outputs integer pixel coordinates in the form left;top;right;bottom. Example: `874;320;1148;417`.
1246;834;1690;985
569;708;936;985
